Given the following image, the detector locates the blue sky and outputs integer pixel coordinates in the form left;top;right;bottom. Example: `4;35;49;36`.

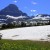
0;0;50;16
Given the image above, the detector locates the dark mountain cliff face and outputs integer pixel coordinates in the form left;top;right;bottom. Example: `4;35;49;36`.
0;4;28;16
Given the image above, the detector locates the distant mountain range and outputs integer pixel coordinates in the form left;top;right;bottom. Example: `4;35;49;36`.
34;14;50;20
0;4;50;24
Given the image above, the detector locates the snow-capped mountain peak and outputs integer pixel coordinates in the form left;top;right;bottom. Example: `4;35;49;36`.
32;14;50;20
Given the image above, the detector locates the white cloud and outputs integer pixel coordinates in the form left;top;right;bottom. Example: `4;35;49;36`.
31;10;37;12
13;0;17;3
32;2;37;5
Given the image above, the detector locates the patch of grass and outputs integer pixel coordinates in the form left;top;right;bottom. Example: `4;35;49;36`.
0;40;50;50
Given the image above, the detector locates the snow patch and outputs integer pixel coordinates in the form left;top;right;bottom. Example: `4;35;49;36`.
0;25;50;40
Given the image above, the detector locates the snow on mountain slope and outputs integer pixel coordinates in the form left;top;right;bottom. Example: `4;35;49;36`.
32;14;50;20
0;25;50;40
6;15;27;19
33;16;50;20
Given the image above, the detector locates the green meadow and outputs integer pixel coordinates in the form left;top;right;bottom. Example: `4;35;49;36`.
0;40;50;50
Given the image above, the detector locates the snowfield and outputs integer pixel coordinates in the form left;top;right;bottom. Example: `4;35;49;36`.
0;25;50;41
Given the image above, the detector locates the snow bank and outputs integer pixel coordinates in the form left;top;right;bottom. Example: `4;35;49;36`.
0;25;50;40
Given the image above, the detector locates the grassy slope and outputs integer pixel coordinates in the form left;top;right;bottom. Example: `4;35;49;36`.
0;40;50;50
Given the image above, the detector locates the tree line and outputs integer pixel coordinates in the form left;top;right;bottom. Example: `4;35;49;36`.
0;20;50;30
